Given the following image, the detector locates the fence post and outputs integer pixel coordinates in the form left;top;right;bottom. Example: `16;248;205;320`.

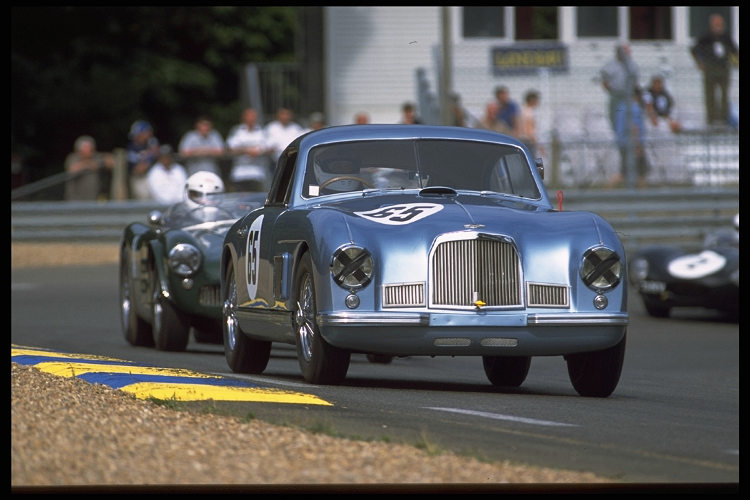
110;148;128;201
548;130;560;188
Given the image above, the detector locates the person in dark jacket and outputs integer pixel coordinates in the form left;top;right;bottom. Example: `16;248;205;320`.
690;13;739;127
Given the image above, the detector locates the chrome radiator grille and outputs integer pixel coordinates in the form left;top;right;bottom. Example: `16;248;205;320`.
382;282;425;307
526;282;570;308
199;285;222;307
431;236;522;308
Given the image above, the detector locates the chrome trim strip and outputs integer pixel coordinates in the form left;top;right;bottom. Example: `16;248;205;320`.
527;313;628;326
318;312;429;326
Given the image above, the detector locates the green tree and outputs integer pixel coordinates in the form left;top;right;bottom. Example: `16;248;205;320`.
12;6;298;185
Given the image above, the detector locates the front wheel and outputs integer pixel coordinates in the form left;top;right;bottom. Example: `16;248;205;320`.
119;246;153;347
222;263;271;373
565;332;626;398
294;253;350;384
482;356;531;387
150;258;190;351
643;299;670;318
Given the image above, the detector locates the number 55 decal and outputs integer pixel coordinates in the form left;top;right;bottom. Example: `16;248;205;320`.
246;215;264;299
354;203;443;225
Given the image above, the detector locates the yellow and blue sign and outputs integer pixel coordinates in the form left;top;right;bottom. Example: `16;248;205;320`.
492;43;568;75
11;345;332;406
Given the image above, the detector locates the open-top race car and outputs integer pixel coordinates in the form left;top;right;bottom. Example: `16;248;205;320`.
629;213;739;319
119;171;266;351
220;125;629;397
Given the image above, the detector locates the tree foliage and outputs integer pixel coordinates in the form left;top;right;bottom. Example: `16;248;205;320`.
12;6;298;179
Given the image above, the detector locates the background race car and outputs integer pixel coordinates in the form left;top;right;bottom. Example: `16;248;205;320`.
120;172;266;351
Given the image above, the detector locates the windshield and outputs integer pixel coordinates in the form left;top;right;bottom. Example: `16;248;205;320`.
163;192;259;227
302;139;540;199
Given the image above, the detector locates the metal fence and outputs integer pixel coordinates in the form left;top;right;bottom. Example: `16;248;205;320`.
11;187;739;257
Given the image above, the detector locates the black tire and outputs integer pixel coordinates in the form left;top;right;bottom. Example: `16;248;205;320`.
566;332;626;398
150;257;190;352
294;253;350;384
119;246;153;347
643;300;670;318
222;263;271;373
366;354;394;364
482;356;531;387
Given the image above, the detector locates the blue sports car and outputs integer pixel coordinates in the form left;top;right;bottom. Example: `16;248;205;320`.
220;125;628;397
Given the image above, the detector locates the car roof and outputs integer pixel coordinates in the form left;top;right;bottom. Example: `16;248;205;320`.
294;124;526;149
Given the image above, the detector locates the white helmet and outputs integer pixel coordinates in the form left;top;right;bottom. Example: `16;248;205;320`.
184;171;225;208
313;156;361;193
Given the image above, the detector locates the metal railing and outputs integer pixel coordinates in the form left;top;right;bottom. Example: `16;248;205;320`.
11;187;739;256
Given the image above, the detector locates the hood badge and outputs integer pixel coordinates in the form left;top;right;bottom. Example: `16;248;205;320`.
472;291;485;309
464;223;484;229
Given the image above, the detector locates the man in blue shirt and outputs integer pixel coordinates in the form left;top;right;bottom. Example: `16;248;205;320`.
493;86;520;137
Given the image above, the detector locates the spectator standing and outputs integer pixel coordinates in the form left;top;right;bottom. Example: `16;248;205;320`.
641;75;681;180
399;102;422;124
353;111;370;125
479;101;504;133
264;107;305;166
600;43;639;132
607;87;649;189
146;145;187;205
448;92;479;128
226;107;272;192
517;89;545;159
690;13;739;127
493;86;520;137
303;111;326;133
64;135;114;201
126;120;159;200
178;116;225;177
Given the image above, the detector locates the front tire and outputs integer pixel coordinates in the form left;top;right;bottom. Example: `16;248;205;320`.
222;263;271;373
119;246;153;347
566;332;626;398
294;253;350;384
482;356;531;387
643;299;670;318
150;258;190;351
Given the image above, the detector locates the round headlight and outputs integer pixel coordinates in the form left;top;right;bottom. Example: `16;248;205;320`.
168;243;202;277
580;246;622;292
331;245;373;290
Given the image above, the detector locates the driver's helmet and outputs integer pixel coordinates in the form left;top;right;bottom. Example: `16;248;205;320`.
184;171;225;208
313;154;361;192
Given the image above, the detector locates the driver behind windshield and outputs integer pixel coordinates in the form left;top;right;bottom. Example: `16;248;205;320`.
311;153;364;195
164;170;226;224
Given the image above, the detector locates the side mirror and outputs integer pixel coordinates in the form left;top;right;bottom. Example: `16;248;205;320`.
535;158;544;180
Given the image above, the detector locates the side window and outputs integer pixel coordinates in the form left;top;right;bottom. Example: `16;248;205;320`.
268;150;297;205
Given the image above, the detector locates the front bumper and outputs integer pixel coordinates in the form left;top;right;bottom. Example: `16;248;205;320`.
318;311;628;356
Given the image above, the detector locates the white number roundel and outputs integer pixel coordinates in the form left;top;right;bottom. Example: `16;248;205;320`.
246;215;264;299
354;203;443;225
667;250;726;279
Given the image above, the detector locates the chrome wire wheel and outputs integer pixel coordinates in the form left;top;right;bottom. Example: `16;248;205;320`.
296;273;316;363
224;278;239;352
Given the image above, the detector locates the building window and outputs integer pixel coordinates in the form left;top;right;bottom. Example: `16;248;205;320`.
463;7;504;38
629;7;672;40
577;7;618;38
515;7;558;40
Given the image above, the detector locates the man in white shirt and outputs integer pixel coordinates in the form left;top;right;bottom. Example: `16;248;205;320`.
264;107;305;166
147;145;187;205
226;108;272;192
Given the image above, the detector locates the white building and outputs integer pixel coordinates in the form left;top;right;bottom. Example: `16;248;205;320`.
322;6;739;143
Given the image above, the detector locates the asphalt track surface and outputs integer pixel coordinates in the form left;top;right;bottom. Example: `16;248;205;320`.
11;263;739;486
